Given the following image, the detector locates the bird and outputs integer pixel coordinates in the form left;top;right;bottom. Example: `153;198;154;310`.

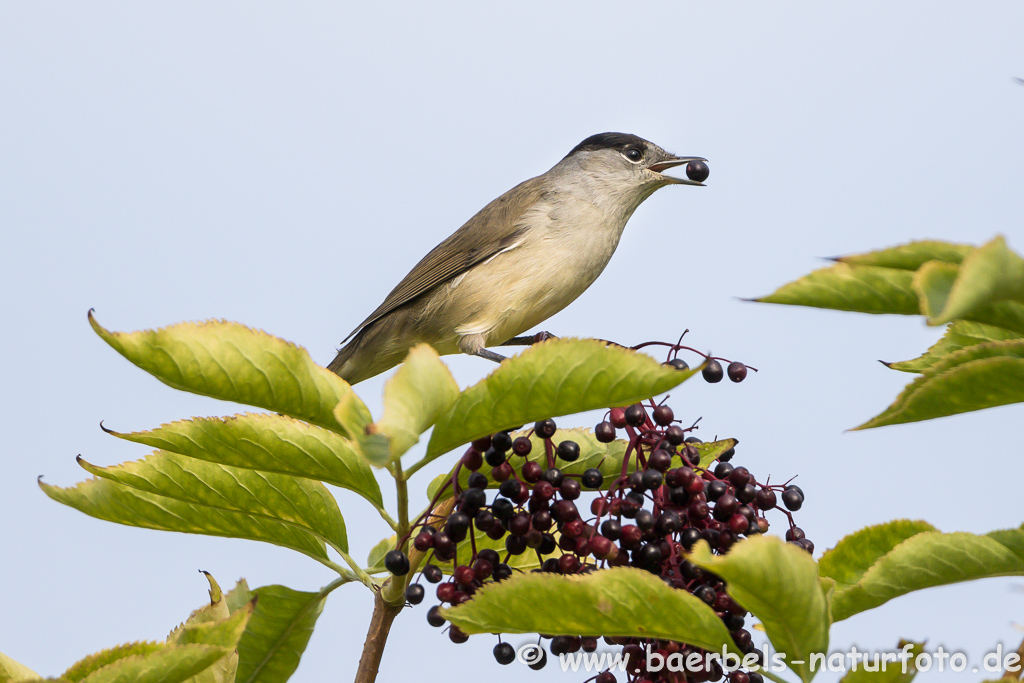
328;132;706;384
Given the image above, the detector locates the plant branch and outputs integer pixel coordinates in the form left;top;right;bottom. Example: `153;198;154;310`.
353;589;403;683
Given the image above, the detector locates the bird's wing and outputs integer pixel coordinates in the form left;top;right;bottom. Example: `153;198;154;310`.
342;176;548;342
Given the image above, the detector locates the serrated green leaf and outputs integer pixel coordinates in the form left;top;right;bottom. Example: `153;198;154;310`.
366;535;395;570
62;643;167;682
690;537;830;683
235;585;326;683
837;241;972;270
0;652;40;681
174;604;252;648
426;429;733;501
89;313;371;437
818;520;937;591
830;524;1024;622
912;261;1024;335
76;644;230;683
912;261;958;320
425;340;697;465
108;413;382;507
41;468;331;562
75;451;348;553
837;641;924;683
755;264;920;315
930;236;1024;326
225;580;255;614
359;345;460;465
855;341;1024;429
444;567;734;653
887;321;1022;373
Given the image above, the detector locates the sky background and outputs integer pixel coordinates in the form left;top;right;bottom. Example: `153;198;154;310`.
2;3;1022;681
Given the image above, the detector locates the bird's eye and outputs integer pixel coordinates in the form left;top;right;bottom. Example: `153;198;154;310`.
624;147;643;163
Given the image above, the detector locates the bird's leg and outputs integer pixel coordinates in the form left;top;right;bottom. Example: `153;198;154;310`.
498;331;559;347
473;348;508;364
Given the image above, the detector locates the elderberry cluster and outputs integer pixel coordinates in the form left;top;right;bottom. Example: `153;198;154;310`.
387;374;806;682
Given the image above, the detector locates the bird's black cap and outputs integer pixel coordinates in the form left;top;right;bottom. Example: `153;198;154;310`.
565;132;648;158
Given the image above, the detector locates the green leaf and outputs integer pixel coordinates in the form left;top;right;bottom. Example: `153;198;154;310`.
425;339;698;464
366;535;395;570
837;641;924;683
358;345;461;465
690;537;831;683
89;313;371;437
75;451;348;553
444;567;734;654
41;465;331;562
818;520;937;591
929;236;1024;326
426;429;734;501
76;644;230;683
912;261;1024;335
0;652;40;681
62;643;169;682
886;321;1022;373
854;340;1024;429
829;524;1024;622
225;580;255;614
235;585;326;683
107;413;382;507
836;241;972;270
755;264;920;315
173;604;252;648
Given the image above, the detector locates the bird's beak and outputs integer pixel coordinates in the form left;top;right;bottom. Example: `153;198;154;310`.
649;156;706;185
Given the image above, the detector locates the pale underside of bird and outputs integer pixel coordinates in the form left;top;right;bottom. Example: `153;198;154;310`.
329;132;705;384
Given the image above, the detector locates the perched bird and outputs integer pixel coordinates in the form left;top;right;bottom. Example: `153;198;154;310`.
329;132;706;384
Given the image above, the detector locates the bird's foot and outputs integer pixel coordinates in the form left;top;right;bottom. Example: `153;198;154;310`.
498;331;558;347
473;348;508;364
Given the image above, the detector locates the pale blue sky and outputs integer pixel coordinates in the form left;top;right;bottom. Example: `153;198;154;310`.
2;3;1022;681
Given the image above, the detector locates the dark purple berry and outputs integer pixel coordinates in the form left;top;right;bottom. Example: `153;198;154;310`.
600;519;622;541
655;510;682;535
702;359;724;383
635;509;655;531
494;642;515;665
653;404;674;426
474;510;495;533
449;625;469;643
423;564;443;583
648;449;672;472
484;448;506;467
785;526;806;542
522;461;542;482
413;532;433;551
694;585;717;604
560;478;581;500
491;498;514;520
493;563;512;581
512;436;532;456
686;159;710;182
595;421;616;443
581;468;604;489
755;488;777;510
665;358;690;371
555;440;580;462
624;403;647;427
405;584;425;604
718;446;736;462
679;527;702;549
641;468;664;490
728;361;748;382
505;534;527;555
714;462;734;479
498;479;521;500
534;419;557;439
782;485;804;511
542;468;564;488
706;479;728;502
426;605;445;627
445;512;471;542
490;431;513;452
384;550;410;576
665;425;686;445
